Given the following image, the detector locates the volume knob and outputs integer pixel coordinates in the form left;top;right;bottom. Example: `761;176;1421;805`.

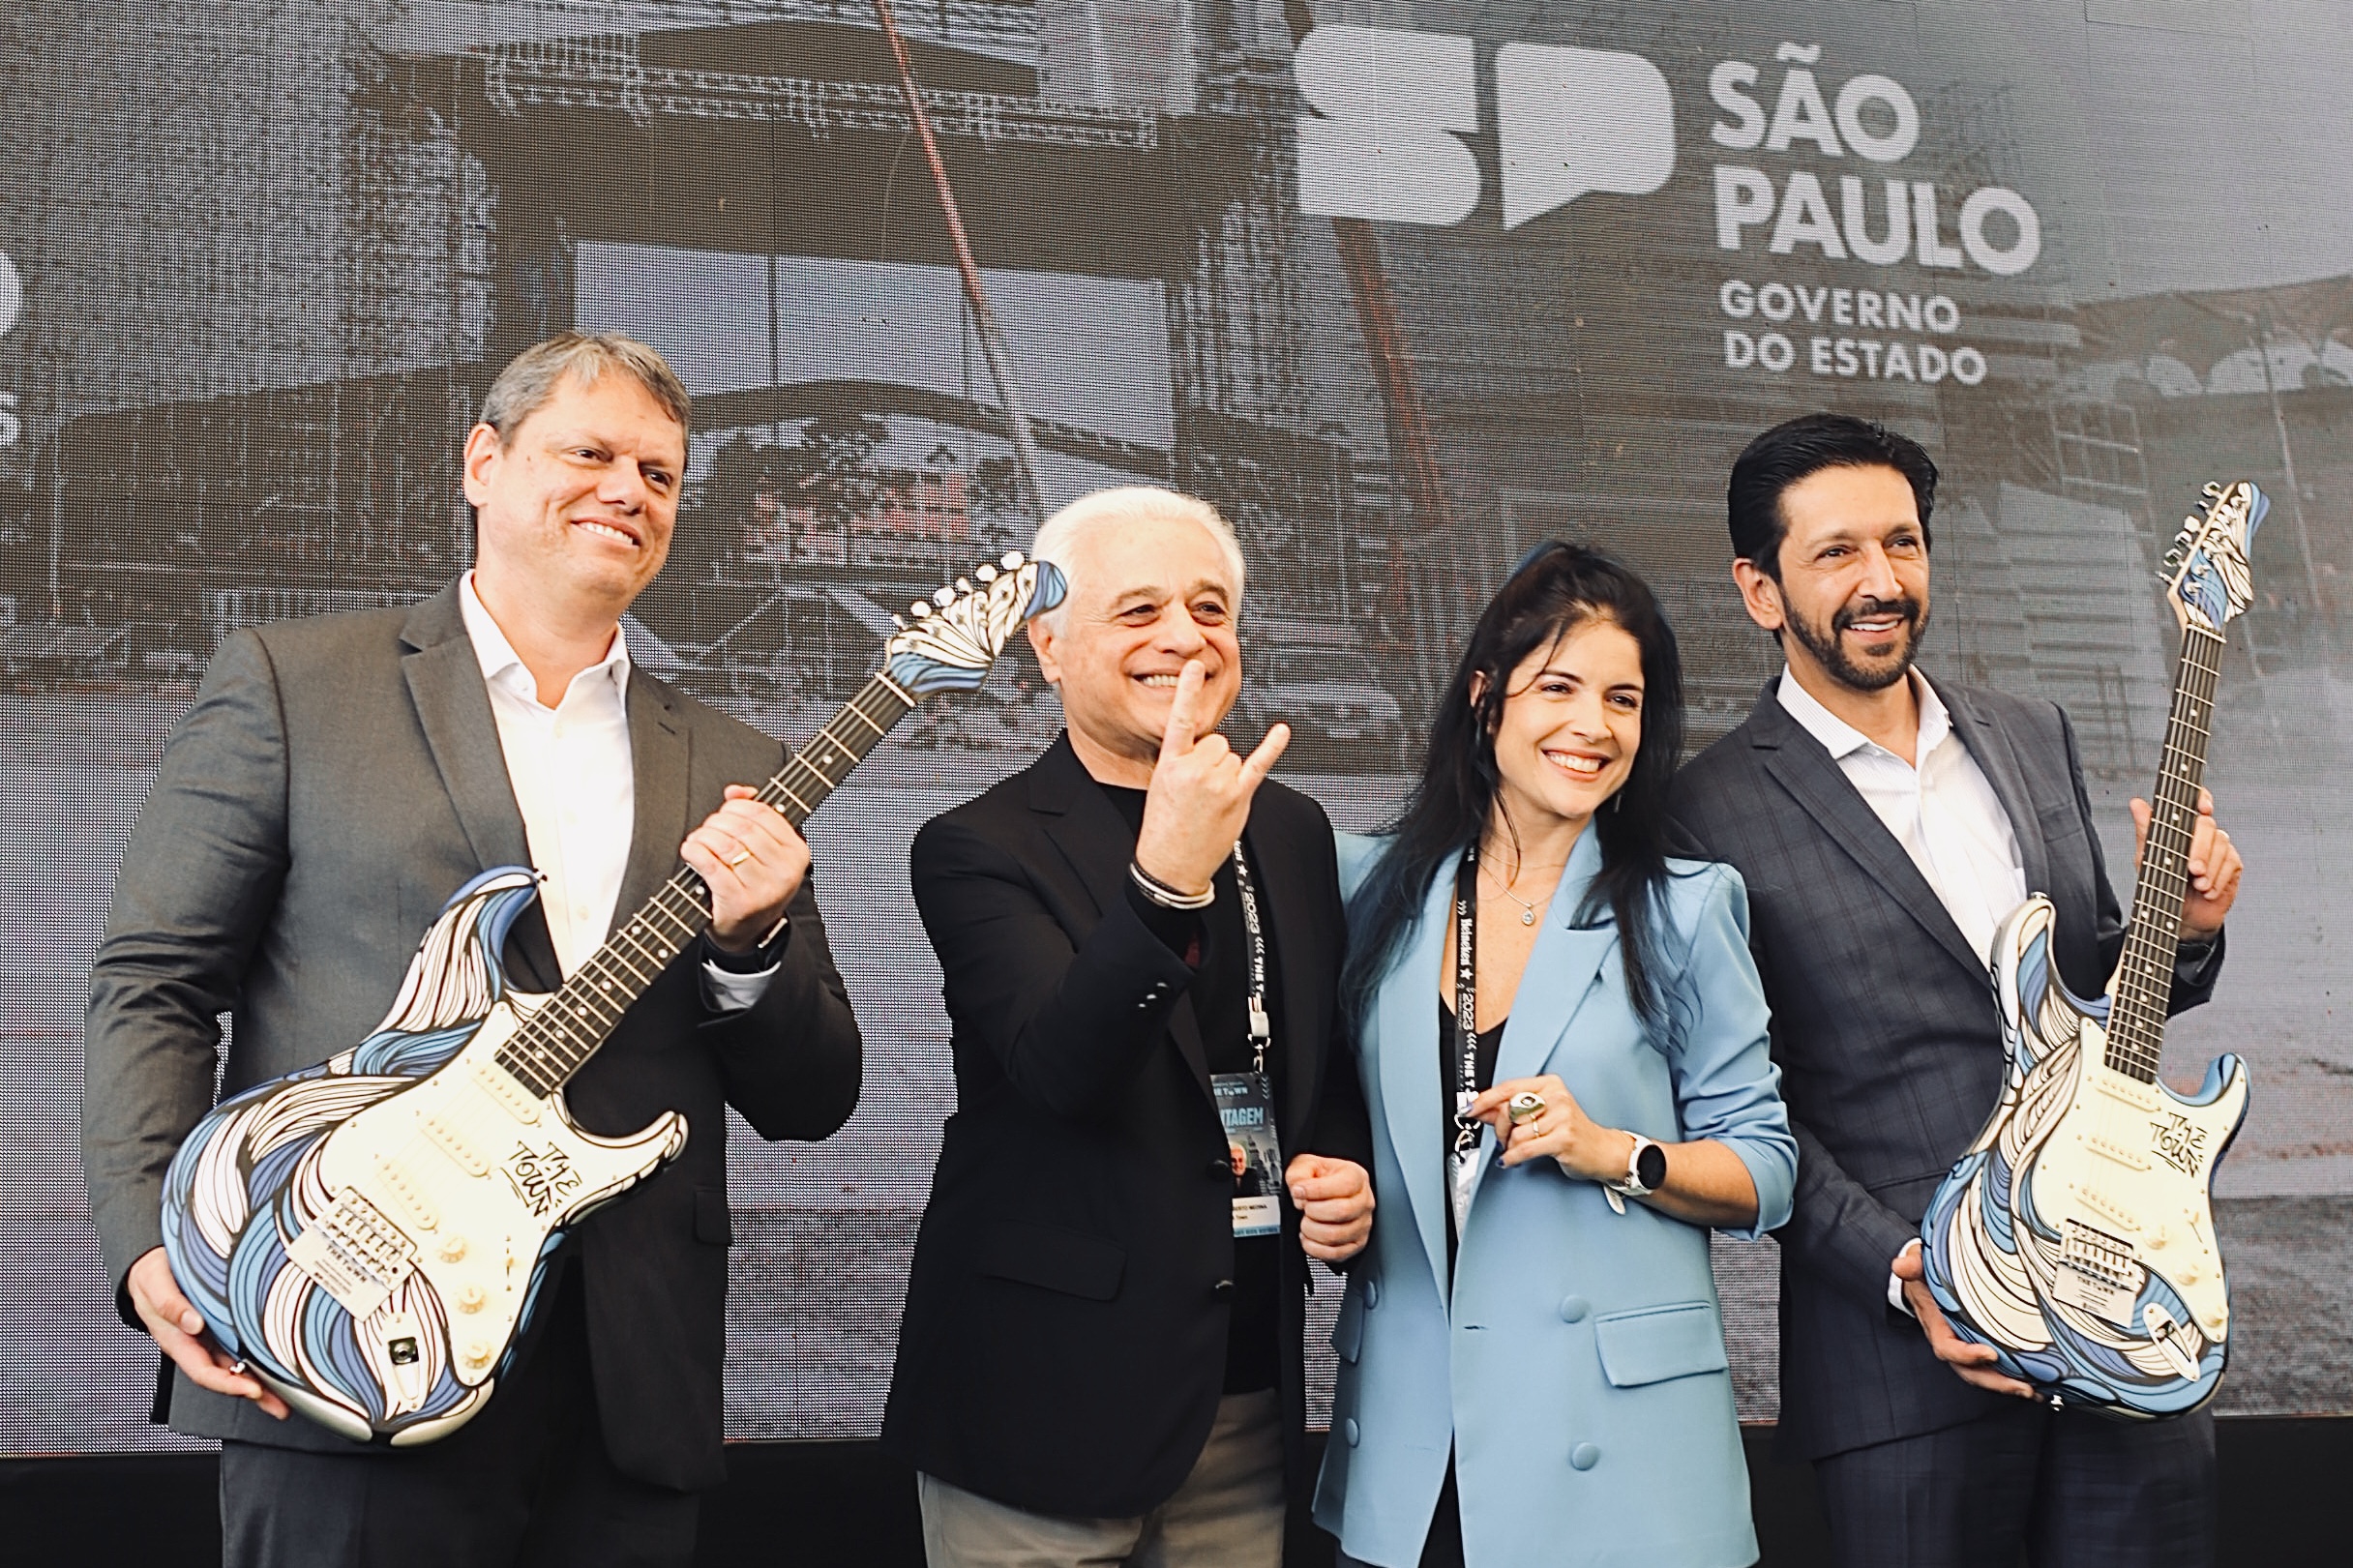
457;1285;487;1314
463;1341;493;1367
437;1235;468;1263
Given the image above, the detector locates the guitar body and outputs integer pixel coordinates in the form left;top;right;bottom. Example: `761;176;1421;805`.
1921;894;2248;1418
161;869;686;1445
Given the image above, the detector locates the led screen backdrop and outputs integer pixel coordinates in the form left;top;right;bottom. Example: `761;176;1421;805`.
4;0;2351;1452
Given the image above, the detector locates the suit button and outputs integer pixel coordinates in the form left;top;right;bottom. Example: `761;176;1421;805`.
1364;1279;1381;1310
1570;1443;1600;1471
1345;1418;1360;1447
1213;1279;1236;1299
1559;1295;1590;1323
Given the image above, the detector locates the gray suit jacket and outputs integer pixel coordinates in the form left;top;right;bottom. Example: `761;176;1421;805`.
1666;677;2220;1461
83;581;862;1489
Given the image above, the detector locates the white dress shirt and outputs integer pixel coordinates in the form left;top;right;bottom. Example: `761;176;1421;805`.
1775;666;2027;1314
1776;667;2028;970
461;575;771;1009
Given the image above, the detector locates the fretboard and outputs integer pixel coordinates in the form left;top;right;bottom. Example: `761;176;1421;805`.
2102;622;2223;1083
494;671;918;1097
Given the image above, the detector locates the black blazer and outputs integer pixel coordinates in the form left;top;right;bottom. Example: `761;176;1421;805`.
83;583;863;1491
881;734;1372;1518
1666;677;2220;1461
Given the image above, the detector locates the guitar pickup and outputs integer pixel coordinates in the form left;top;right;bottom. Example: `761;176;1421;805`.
420;1109;489;1176
2084;1132;2151;1171
469;1057;543;1125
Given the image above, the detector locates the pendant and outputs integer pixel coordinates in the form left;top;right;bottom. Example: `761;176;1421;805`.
1521;908;1536;926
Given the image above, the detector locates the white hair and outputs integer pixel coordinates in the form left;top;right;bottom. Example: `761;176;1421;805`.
1028;486;1247;631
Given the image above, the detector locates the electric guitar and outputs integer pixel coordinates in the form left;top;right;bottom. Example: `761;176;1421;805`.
161;552;1065;1445
1921;481;2265;1419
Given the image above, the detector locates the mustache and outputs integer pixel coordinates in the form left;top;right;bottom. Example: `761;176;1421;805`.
1834;597;1921;634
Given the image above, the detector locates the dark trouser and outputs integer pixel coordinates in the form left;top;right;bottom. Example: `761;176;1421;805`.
1813;1402;2216;1568
220;1266;699;1568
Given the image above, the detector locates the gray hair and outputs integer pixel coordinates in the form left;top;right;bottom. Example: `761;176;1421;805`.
1029;486;1246;631
479;332;692;444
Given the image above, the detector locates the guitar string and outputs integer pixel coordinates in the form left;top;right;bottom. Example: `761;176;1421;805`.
2103;623;2223;1082
497;674;917;1094
359;671;922;1310
2107;634;2214;1080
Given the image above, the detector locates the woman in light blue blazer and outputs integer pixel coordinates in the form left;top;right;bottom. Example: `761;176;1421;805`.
1315;544;1796;1568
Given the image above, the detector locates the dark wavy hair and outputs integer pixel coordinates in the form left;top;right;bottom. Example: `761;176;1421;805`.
1341;542;1687;1028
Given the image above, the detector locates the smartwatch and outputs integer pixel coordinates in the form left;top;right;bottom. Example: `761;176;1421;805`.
1608;1133;1668;1198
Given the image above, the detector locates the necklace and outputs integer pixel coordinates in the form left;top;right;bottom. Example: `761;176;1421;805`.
1477;849;1564;927
1479;867;1541;925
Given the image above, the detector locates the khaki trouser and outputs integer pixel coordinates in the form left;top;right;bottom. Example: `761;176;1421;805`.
918;1390;1285;1568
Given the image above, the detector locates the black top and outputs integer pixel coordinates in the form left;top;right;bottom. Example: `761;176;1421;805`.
1100;784;1281;1394
1439;998;1506;1277
882;734;1372;1518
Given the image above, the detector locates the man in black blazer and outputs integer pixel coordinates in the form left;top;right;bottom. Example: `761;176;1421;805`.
1667;415;2244;1568
883;487;1375;1566
83;335;862;1566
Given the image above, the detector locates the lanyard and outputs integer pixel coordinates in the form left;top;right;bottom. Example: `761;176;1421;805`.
1450;844;1483;1217
1231;842;1272;1076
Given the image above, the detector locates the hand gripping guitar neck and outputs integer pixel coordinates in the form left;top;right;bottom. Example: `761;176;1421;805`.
160;554;1064;1445
1920;483;2264;1420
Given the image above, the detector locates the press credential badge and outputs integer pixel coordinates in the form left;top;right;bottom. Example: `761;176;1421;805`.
1214;1072;1282;1238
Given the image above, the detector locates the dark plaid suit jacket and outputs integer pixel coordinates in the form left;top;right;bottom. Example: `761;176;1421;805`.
1667;676;2222;1461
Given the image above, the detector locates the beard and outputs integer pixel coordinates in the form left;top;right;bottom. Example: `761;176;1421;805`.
1784;592;1929;692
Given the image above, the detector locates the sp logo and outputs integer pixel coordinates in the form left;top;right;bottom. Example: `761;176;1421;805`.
1296;27;1675;232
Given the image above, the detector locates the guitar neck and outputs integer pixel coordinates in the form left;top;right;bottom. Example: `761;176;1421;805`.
2104;622;2224;1083
493;671;919;1097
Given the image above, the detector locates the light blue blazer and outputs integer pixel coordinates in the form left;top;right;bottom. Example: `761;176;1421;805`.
1314;830;1796;1568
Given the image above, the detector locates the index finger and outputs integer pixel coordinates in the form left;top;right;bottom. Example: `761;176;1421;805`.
1158;660;1207;759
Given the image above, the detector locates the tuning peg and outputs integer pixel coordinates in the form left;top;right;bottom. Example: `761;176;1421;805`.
975;563;998;582
1001;550;1023;570
910;601;932;619
955;578;972;596
934;586;956;607
892;614;908;630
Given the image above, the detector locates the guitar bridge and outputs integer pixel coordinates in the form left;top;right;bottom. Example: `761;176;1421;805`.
285;1190;418;1320
2050;1218;2144;1328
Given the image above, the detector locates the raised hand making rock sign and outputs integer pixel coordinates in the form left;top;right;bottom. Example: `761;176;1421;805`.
1134;660;1292;900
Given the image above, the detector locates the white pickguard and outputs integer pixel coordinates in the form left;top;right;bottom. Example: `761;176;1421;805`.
278;999;684;1435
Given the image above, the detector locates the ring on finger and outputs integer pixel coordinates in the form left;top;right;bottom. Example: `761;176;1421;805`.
725;847;753;869
1505;1090;1547;1125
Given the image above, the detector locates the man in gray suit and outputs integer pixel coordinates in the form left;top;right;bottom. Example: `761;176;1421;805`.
1668;414;2244;1568
83;334;863;1566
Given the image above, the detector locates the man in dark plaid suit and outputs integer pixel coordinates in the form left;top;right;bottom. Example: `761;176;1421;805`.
1667;414;2245;1568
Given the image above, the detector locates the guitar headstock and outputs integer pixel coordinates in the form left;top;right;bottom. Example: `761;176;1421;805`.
2160;481;2267;637
884;551;1069;697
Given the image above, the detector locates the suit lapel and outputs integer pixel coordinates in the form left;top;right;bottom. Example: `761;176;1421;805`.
1377;866;1454;1308
1467;830;1616;1215
1030;737;1212;1094
1941;682;2051;898
1750;688;1987;980
400;585;556;991
617;669;693;925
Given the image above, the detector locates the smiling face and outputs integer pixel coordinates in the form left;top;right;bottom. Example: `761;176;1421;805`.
462;370;686;624
1742;461;1931;694
1028;513;1242;784
1485;615;1646;838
